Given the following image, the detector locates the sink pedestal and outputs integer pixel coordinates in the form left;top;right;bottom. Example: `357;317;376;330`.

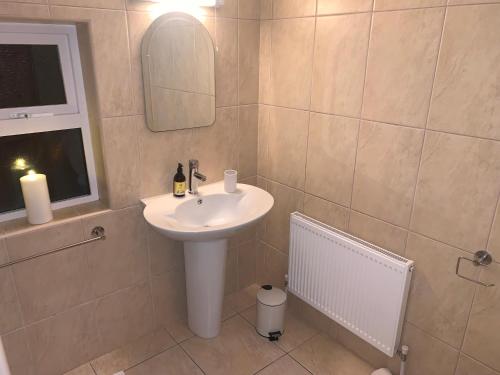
184;239;228;338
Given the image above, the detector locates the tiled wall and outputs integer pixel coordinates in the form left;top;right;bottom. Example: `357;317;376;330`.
0;0;260;374
256;1;500;375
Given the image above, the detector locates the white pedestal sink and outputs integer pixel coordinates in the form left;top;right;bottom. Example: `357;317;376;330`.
142;182;274;338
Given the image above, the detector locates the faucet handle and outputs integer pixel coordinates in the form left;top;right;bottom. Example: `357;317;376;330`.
189;159;199;169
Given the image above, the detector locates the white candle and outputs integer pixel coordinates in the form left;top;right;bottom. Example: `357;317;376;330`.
20;171;53;225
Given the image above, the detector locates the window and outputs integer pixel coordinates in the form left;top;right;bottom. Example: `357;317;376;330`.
0;23;98;222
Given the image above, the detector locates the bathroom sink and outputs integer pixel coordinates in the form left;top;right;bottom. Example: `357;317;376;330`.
141;181;273;339
142;181;273;241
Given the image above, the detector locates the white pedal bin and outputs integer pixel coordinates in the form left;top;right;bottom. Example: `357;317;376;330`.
256;285;286;340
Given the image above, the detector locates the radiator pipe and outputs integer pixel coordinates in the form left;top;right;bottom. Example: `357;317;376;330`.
399;345;409;375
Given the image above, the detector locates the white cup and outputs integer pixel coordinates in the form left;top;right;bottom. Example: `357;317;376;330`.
224;170;237;193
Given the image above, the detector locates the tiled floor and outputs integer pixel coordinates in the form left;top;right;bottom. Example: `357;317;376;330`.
65;285;374;375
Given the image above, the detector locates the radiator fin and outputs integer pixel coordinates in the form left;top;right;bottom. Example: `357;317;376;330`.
288;212;413;357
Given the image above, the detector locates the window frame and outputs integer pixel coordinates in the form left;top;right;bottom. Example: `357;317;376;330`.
0;22;99;222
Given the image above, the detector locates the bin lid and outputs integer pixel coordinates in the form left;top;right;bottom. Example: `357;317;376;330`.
257;285;286;306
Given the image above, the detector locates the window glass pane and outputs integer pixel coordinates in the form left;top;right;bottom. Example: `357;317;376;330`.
0;44;67;109
0;129;90;213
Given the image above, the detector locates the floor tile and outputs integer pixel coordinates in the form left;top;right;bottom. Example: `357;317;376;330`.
240;306;319;353
257;355;311;374
125;346;202;375
163;319;194;343
182;315;285;375
290;334;374;375
91;328;176;375
63;363;96;375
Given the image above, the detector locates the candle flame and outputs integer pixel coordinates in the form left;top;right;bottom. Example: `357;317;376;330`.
27;170;36;175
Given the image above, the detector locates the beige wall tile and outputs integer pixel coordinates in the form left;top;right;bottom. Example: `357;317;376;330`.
239;19;260;104
95;282;154;353
12;247;95;324
262;180;304;253
456;355;500;375
26;301;103;375
400;323;459;375
191;106;239;184
489;202;500;260
49;0;125;9
348;211;407;255
272;0;316;18
0;268;22;334
127;10;156;116
257;241;288;287
257;355;309;374
51;6;135;117
336;326;390;369
311;13;370;117
317;0;373;14
290;333;374;374
82;207;148;297
260;0;272;18
213;17;238;107
463;262;500;371
0;0;46;3
238;105;259;179
239;0;260;19
238;240;257;288
0;2;49;17
147;226;184;276
138;121;193;198
428;4;500;140
449;0;500;4
374;0;445;10
263;18;315;109
362;8;444;127
5;219;84;261
216;0;237;18
258;106;309;189
151;269;187;327
411;132;500;251
405;233;477;348
101;116;141;209
258;20;272;102
2;328;35;375
305;113;358;206
303;194;349;231
352;121;424;227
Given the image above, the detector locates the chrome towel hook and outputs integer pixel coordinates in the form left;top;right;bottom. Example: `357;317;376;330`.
456;250;495;287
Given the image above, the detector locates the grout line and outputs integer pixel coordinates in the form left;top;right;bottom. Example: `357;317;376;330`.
255;176;499;264
179;344;207;375
404;5;448;252
302;0;319;202
255;103;500;143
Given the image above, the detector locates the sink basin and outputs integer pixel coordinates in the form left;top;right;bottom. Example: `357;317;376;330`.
142;182;273;241
142;181;274;338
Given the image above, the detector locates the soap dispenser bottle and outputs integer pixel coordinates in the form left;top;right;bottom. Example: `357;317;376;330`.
173;163;186;197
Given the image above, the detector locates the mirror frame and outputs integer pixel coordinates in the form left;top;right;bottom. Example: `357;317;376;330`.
141;12;216;132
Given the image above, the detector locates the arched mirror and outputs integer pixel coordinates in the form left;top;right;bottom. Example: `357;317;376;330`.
142;12;215;132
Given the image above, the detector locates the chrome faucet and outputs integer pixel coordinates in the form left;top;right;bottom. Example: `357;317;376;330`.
188;159;207;195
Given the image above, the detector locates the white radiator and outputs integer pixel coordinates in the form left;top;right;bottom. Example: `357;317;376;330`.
288;212;414;357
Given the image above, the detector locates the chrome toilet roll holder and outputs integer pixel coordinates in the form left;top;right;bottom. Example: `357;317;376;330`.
456;250;495;287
